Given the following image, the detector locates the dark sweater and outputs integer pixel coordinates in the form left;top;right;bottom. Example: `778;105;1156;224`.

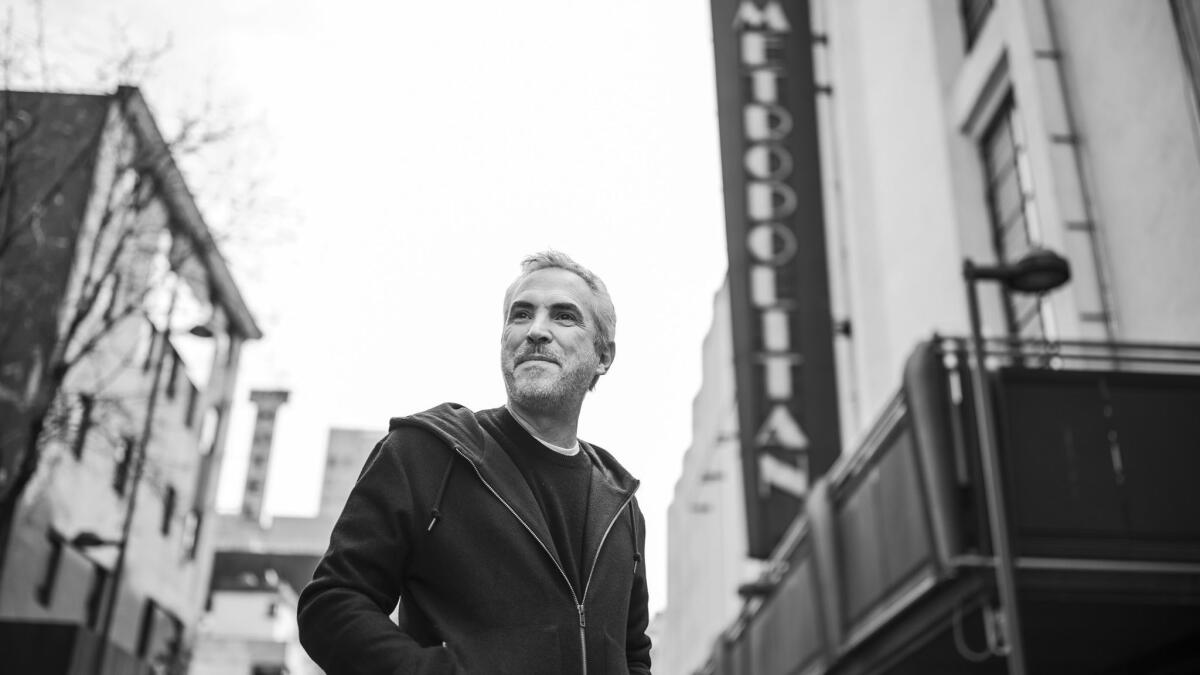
477;408;593;593
297;403;651;675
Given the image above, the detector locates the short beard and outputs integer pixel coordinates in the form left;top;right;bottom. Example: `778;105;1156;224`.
503;359;595;416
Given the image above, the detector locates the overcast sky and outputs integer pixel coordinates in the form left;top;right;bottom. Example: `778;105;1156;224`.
7;0;731;615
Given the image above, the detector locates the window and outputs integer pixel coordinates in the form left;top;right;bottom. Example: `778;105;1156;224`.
960;0;995;49
182;510;202;560
136;599;155;657
979;96;1053;340
199;407;221;456
1172;0;1200;131
165;348;180;400
114;437;136;495
185;383;200;427
143;325;160;372
35;532;63;606
86;563;109;629
72;394;95;459
137;599;183;667
161;486;177;536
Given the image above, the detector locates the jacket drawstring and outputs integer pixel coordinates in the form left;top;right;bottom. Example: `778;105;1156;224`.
427;453;457;532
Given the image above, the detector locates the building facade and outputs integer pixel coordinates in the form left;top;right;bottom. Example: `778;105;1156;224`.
658;283;765;675
0;87;261;673
662;1;1200;673
192;552;320;675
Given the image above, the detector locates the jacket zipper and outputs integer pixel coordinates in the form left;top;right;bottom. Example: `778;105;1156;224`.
581;491;637;608
454;447;589;674
577;490;638;674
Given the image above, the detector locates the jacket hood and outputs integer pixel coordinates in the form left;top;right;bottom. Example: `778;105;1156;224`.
390;402;640;494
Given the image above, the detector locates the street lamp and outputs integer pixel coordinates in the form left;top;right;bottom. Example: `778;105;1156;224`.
962;247;1071;675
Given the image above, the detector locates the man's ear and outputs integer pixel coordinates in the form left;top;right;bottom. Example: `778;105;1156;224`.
597;341;616;374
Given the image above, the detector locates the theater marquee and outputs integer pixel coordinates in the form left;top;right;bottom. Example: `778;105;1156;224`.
710;0;842;558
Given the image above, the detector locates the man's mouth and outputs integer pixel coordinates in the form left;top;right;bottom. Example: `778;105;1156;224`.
517;353;559;366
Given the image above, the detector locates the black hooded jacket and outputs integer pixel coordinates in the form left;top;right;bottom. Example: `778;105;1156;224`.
297;403;651;674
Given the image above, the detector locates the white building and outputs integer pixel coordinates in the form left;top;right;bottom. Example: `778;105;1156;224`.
658;283;765;675
0;87;261;673
191;556;319;675
660;1;1200;673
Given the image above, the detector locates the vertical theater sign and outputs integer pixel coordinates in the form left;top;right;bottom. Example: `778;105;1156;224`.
711;0;842;558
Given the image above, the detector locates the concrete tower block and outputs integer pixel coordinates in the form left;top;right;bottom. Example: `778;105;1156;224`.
242;389;290;525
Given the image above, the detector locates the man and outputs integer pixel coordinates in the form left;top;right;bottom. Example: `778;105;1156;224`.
298;251;651;674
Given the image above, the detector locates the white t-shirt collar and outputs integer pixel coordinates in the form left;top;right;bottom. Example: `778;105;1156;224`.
505;405;581;456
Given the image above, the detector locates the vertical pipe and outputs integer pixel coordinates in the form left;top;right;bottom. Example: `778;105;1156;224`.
963;260;1028;674
94;289;175;674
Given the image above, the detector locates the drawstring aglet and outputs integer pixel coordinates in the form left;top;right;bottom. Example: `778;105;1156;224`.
427;508;441;532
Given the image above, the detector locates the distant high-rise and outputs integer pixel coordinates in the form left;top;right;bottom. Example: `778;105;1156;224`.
318;428;385;520
241;389;290;525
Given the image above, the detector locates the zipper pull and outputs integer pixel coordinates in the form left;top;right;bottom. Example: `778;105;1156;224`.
577;604;586;628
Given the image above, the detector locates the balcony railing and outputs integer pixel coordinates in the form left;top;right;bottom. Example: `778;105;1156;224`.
698;338;1200;674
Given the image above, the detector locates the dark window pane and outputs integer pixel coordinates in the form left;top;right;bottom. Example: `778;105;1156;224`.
161;486;177;536
86;564;109;629
984;123;1015;177
35;533;63;606
961;0;995;49
1173;1;1200;131
72;394;94;459
166;348;180;400
114;437;135;495
991;169;1025;226
185;384;199;427
1003;217;1033;258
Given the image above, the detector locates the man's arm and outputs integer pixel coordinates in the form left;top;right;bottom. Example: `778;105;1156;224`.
297;433;459;674
626;499;652;674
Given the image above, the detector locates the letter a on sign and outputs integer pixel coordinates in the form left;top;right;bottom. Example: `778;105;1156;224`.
755;404;810;450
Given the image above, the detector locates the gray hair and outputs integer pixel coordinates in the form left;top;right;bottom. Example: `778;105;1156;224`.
503;250;617;361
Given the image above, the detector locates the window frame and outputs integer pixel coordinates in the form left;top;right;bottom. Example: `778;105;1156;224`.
978;95;1054;342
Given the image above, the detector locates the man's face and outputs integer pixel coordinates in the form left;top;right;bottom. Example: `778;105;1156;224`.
501;268;612;416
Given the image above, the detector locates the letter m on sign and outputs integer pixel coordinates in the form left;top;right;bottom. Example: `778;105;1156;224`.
733;0;791;31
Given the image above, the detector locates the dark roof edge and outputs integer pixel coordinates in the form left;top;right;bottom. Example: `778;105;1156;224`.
115;85;263;340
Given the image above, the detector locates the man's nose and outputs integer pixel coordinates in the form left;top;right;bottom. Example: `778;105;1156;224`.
526;313;553;344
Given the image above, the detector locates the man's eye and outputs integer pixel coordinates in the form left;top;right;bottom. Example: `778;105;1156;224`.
510;310;531;321
555;312;579;322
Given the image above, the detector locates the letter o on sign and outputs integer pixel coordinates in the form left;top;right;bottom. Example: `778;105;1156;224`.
747;222;798;266
744;144;793;181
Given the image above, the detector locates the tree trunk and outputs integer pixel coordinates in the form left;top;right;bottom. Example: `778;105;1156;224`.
0;394;52;612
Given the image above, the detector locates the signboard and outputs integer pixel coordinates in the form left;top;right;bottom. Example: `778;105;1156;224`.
710;0;842;558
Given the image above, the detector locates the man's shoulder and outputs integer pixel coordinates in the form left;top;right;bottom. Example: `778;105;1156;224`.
580;439;641;493
379;402;497;460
